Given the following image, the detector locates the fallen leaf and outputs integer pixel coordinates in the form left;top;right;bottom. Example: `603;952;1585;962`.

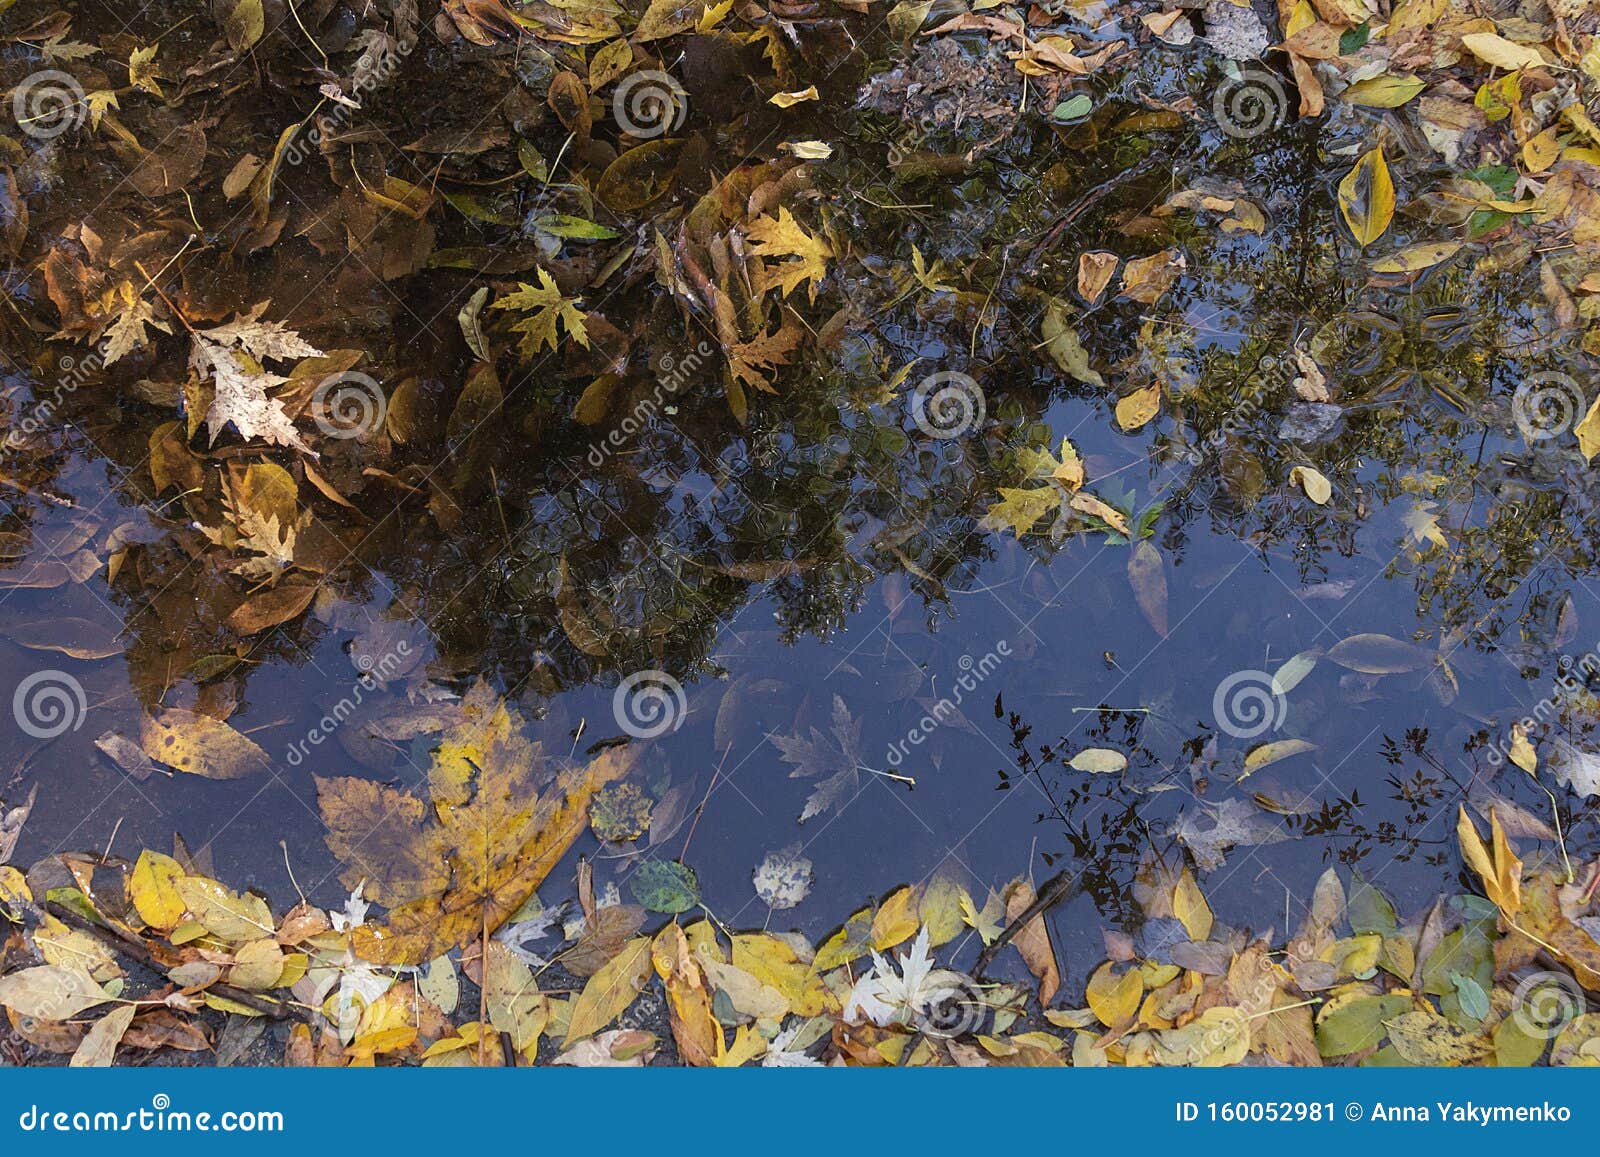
1337;146;1395;247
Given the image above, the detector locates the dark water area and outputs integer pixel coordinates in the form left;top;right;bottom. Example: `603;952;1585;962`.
3;0;1599;1012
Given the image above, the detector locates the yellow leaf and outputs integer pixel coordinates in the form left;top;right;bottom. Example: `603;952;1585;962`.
919;875;967;947
1574;394;1600;460
1342;73;1425;108
587;40;634;91
731;933;828;1016
1523;126;1562;174
780;140;832;160
1337;146;1395;247
1242;738;1317;777
319;684;641;964
1004;880;1060;1007
652;924;718;1066
1076;251;1118;304
1120;248;1184;304
870;886;919;950
746;207;833;301
1085;961;1142;1027
1289;464;1331;504
1068;748;1128;773
1369;241;1462;274
140;709;270;779
1384;1008;1490;1064
1508;724;1537;776
1172;869;1212;940
127;45;163;98
769;86;819;107
228;938;285;990
566;936;651;1043
129;850;188;931
175;876;275;944
715;1022;768;1067
983;486;1058;537
1115;383;1161;431
813;906;873;972
1068;491;1130;535
1460;32;1549;72
1456;806;1521;921
1041;300;1105;387
0;865;29;922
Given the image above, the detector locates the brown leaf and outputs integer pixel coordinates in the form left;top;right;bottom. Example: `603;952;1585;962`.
225;579;318;634
1003;880;1060;1006
1077;251;1118;304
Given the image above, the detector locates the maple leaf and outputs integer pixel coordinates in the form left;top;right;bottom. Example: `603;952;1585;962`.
770;694;862;823
85;90;119;130
191;305;321;451
201;303;323;363
100;280;170;366
1402;501;1448;550
127;45;164;98
1174;798;1288;871
843;926;969;1029
982;486;1059;538
200;461;305;578
317;683;640;965
746;207;833;301
727;317;802;392
491;269;590;359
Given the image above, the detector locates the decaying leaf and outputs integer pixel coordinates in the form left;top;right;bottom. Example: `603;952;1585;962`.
318;684;641;964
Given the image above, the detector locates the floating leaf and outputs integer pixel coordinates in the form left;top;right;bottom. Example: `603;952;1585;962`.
1324;632;1432;674
318;685;641;964
1337;146;1395;247
1069;748;1128;774
629;860;701;913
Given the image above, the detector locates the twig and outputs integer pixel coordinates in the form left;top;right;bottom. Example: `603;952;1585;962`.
971;869;1082;978
43;901;294;1020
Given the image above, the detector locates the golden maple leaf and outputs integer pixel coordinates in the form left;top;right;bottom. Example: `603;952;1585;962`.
727;317;802;392
745;207;833;301
317;683;638;965
981;486;1060;537
491;269;591;360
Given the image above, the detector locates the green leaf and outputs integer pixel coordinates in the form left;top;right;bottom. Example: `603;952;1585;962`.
1450;971;1490;1021
1338;22;1370;54
529;213;620;241
1315;994;1412;1057
628;860;700;913
1050;94;1093;123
